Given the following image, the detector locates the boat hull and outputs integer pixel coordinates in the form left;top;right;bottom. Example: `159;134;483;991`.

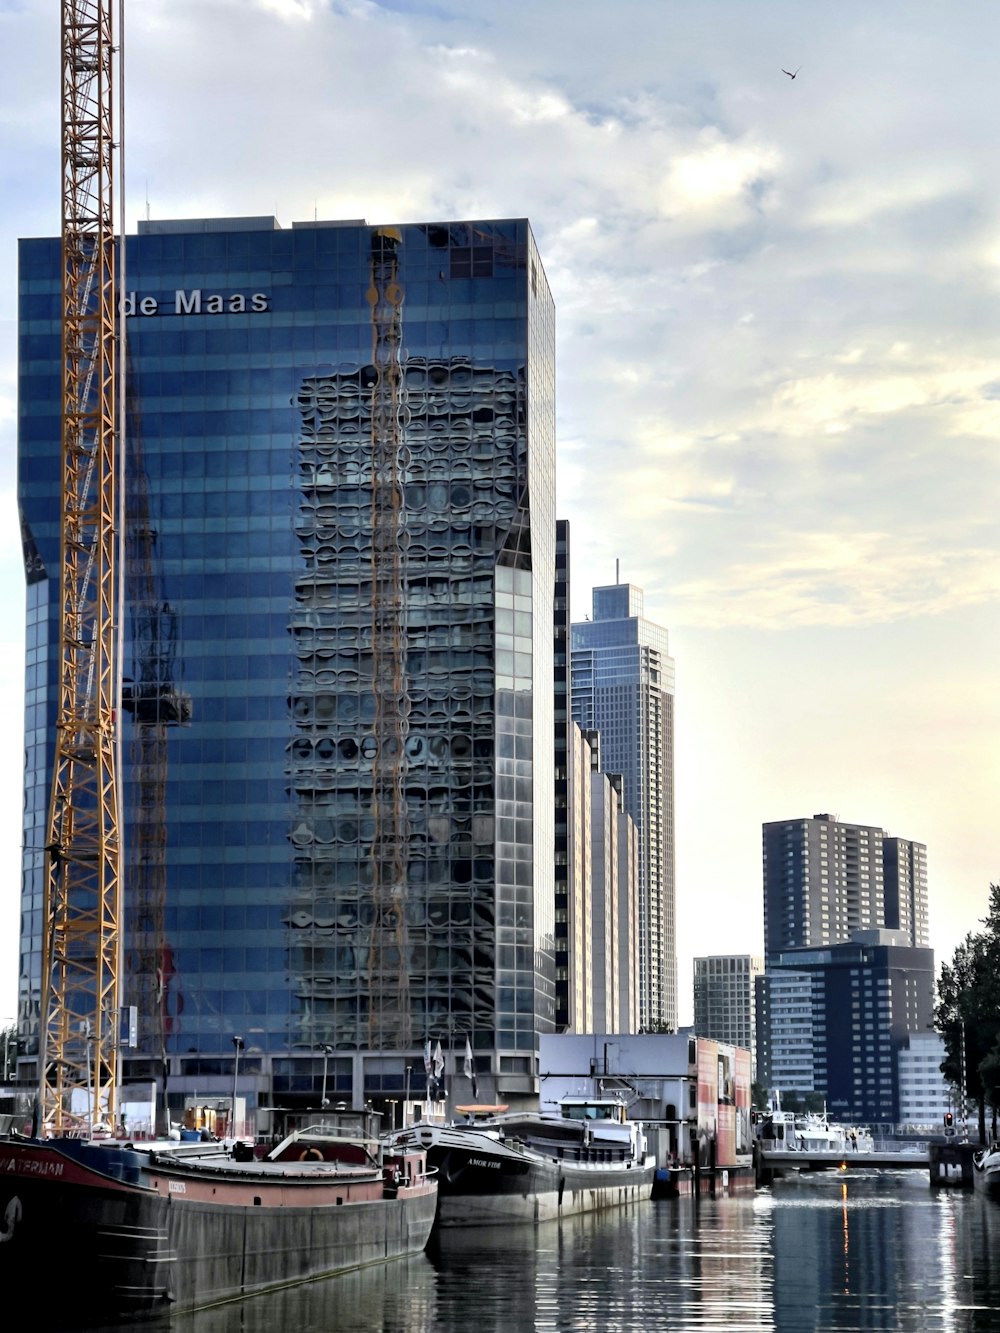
424;1133;655;1226
0;1137;436;1321
972;1150;1000;1200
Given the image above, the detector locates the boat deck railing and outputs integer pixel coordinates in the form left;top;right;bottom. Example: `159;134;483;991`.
292;1122;381;1147
506;1135;638;1166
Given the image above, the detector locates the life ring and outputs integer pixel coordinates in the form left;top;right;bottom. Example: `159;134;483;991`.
392;1164;400;1184
298;1147;324;1162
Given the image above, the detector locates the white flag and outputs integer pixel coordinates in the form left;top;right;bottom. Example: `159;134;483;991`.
433;1040;445;1079
423;1039;433;1077
464;1037;478;1099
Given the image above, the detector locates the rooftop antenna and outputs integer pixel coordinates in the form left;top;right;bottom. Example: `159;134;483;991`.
615;558;620;584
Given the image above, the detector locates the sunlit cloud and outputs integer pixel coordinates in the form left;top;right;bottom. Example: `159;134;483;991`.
804;171;968;229
767;358;1000;436
670;533;1000;630
660;137;781;216
255;0;318;18
3;0;1000;1005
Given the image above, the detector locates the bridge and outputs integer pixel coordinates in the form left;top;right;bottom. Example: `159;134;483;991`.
758;1145;928;1174
758;1141;978;1187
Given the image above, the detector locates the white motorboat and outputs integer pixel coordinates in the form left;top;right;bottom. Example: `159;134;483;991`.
761;1109;873;1156
972;1142;1000;1199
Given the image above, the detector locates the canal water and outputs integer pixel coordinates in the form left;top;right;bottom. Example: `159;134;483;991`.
100;1173;1000;1331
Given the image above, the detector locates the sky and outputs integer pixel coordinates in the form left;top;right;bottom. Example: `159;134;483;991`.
1;0;997;1026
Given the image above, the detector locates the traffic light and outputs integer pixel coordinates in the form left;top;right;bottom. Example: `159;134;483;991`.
944;1111;954;1129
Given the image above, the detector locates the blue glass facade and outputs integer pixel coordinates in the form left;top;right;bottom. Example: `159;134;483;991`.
17;217;555;1116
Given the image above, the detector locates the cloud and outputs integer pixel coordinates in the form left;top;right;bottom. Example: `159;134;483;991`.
766;356;1000;435
659;136;781;219
4;0;1000;1011
669;532;1000;630
255;0;319;18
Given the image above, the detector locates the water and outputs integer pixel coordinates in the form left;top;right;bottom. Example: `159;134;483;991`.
98;1174;1000;1332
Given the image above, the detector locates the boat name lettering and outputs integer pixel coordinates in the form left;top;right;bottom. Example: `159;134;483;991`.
468;1158;501;1169
1;1156;64;1178
122;290;271;316
168;1180;187;1193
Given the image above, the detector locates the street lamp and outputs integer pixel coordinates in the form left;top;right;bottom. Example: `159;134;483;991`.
320;1044;334;1109
231;1036;244;1139
1;1019;14;1084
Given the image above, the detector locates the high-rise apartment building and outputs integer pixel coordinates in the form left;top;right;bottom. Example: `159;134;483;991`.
558;722;639;1035
693;955;764;1073
882;837;930;948
17;215;556;1123
762;814;928;962
561;723;594;1033
587;740;640;1035
571;583;676;1028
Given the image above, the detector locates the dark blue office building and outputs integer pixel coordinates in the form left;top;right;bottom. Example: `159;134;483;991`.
765;932;935;1123
18;216;556;1127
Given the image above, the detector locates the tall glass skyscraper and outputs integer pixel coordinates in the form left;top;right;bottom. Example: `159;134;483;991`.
571;583;676;1029
17;216;556;1122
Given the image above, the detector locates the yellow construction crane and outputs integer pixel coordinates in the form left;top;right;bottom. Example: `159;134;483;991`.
39;0;122;1133
365;227;412;1050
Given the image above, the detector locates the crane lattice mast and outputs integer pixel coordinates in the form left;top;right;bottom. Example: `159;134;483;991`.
40;0;122;1133
366;228;412;1049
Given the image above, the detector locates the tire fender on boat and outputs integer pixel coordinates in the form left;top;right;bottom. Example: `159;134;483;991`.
0;1196;22;1243
298;1147;324;1162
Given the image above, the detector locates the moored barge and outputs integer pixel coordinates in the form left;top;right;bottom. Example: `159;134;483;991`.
0;1123;436;1322
395;1093;654;1227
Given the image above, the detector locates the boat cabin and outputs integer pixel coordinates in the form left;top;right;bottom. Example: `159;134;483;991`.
559;1098;629;1124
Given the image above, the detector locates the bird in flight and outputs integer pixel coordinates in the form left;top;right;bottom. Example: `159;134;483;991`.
782;66;801;79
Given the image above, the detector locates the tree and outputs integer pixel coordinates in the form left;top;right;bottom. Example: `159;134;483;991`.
979;1040;1000;1143
934;884;1000;1144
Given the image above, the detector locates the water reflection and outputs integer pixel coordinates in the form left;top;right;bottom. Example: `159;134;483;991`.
767;1173;1000;1331
84;1177;1000;1332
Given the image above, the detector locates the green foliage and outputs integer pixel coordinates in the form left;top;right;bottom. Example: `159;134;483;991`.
934;884;1000;1143
980;1039;1000;1141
